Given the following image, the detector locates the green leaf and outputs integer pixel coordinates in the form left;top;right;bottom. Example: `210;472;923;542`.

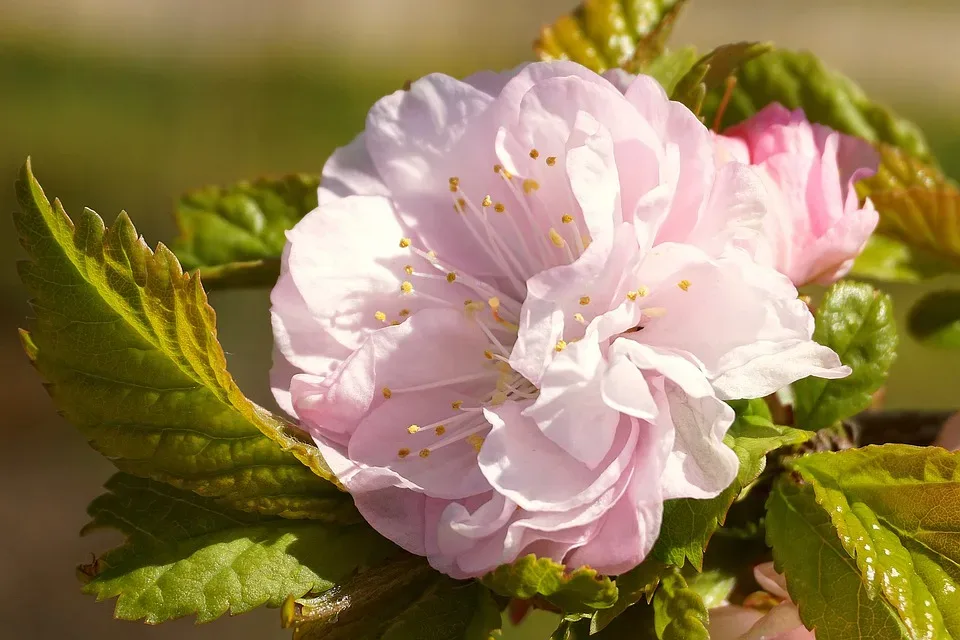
766;477;910;639
481;555;617;614
535;0;688;73
851;235;958;283
908;290;960;349
81;473;394;624
651;399;810;569
287;555;502;640
592;559;666;631
173;174;318;289
671;42;772;117
638;46;699;94
793;282;897;431
792;445;960;638
651;568;709;640
14;160;343;519
591;567;708;639
703;48;932;162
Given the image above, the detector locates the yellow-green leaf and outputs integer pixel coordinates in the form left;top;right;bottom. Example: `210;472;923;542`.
82;474;394;624
766;478;911;639
15;159;343;519
535;0;688;73
792;445;960;638
482;554;617;614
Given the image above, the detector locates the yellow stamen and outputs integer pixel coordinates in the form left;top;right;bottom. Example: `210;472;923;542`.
446;272;457;283
382;387;393;399
481;195;492;207
626;290;639;301
390;320;401;326
399;308;410;317
561;214;574;224
419;448;431;459
451;400;464;410
549;228;566;248
449;177;460;192
374;311;387;322
467;434;485;452
494;202;506;213
523;178;540;194
397;448;410;458
399;238;411;248
404;265;414;275
678;279;691;292
546;156;557;166
488;297;501;310
493;164;503;174
555;339;568;352
407;425;421;434
579;296;591;306
484;350;494;360
435;425;447;436
573;313;585;324
400;281;414;294
457;197;466;209
637;286;649;298
529;148;540;159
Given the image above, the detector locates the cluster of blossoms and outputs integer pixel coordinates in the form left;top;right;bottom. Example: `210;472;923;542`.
270;62;878;580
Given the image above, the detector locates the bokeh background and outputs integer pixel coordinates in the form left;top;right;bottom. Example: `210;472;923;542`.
3;1;960;637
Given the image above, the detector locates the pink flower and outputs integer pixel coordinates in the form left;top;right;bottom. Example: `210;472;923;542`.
271;62;848;578
718;104;880;286
936;413;960;451
709;563;815;640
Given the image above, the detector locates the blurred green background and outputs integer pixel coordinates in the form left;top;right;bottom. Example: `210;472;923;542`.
3;1;960;637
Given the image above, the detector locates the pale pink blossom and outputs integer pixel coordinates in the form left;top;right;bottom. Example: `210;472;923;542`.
271;62;848;578
718;104;880;286
936;412;960;451
709;563;815;640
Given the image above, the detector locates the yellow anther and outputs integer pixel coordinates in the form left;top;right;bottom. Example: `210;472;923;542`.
637;286;649;298
626;290;639;301
382;387;393;399
399;308;410;317
419;448;431;459
397;448;410;458
678;279;691;291
561;214;574;224
464;299;473;306
435;425;447;436
481;195;492;207
400;281;414;294
467;434;485;452
484;350;494;360
555;339;568;352
374;311;387;322
446;272;457;283
523;178;540;194
579;296;591;306
494;203;506;213
574;313;585;324
407;425;421;434
390;320;401;326
452;400;464;410
549;228;566;248
546;156;557;166
529;148;540;159
464;301;485;316
399;238;411;248
428;250;437;259
449;176;460;192
488;297;501;310
404;265;414;275
493;164;503;174
502;169;513;180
